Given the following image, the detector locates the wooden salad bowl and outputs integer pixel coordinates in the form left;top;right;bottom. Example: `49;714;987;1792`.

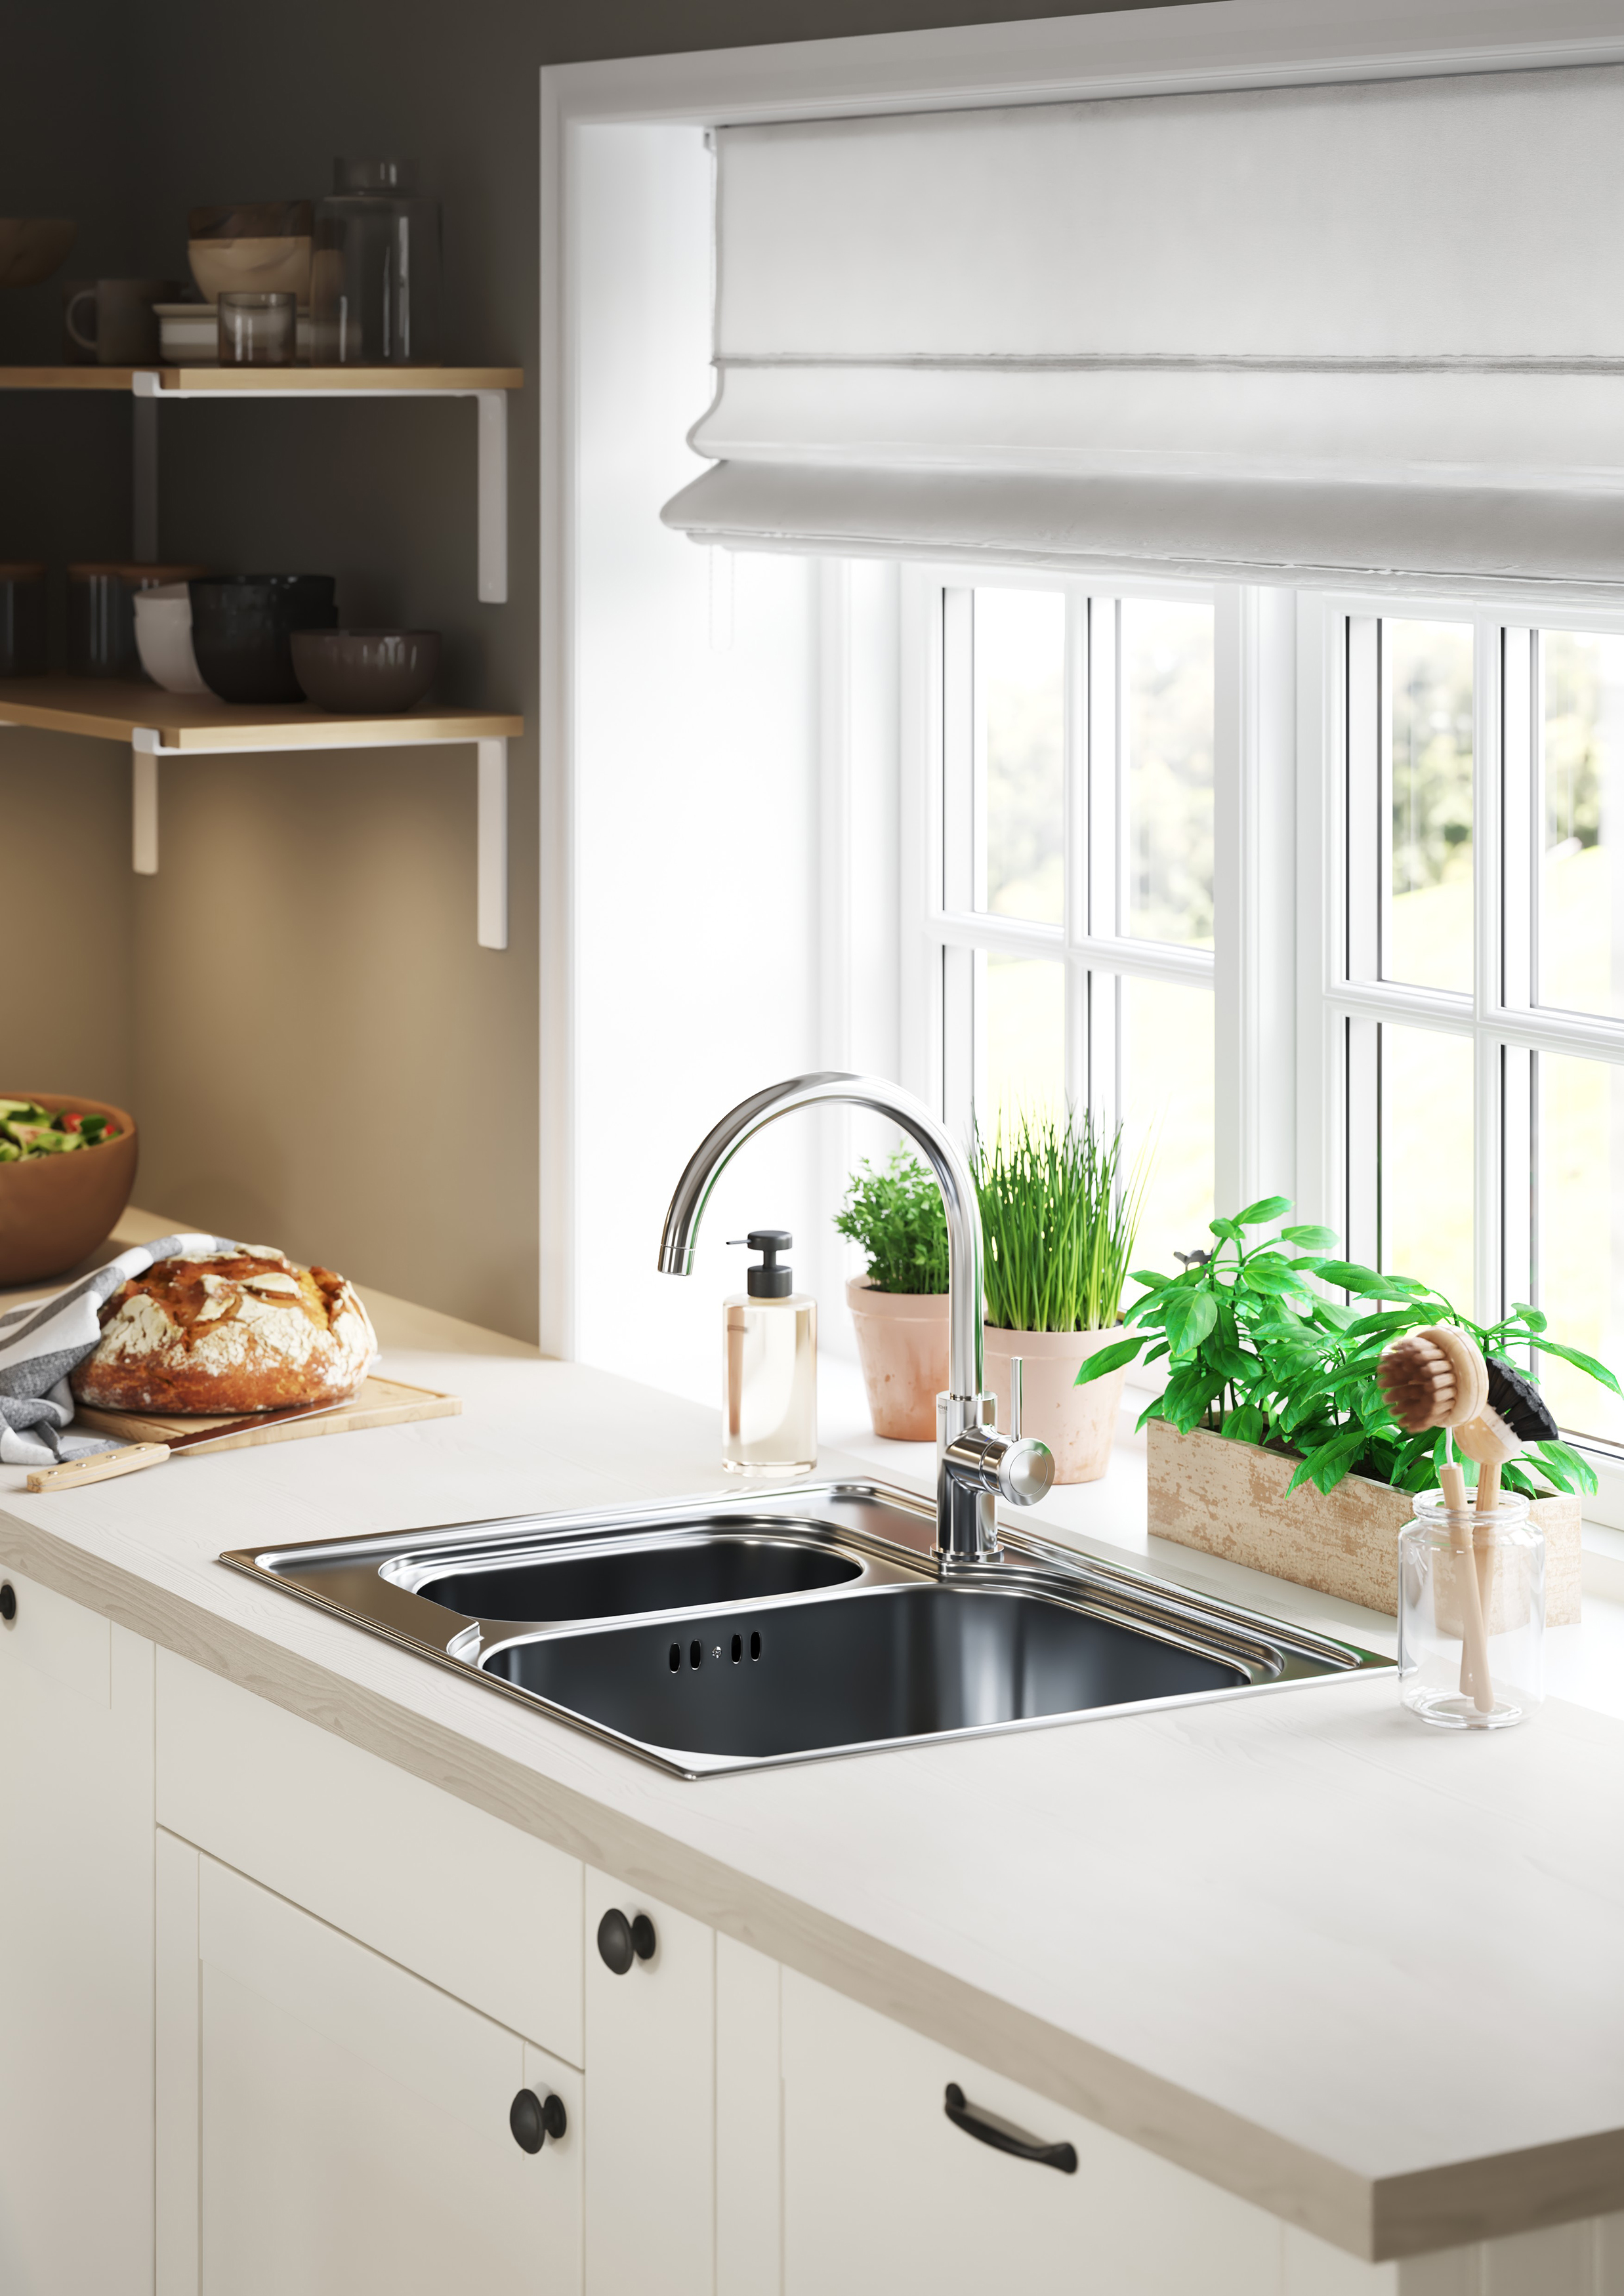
0;1091;138;1286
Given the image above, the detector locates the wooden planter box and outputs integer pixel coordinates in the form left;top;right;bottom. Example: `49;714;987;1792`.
1146;1419;1582;1625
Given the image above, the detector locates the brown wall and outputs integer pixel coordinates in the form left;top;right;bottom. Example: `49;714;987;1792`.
1;0;1186;1340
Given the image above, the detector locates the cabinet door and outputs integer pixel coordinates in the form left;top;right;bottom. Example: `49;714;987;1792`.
781;1972;1284;2296
156;1837;581;2296
0;1570;154;2296
584;1868;715;2296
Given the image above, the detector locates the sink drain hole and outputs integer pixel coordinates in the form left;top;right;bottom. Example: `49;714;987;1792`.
690;1639;702;1670
668;1643;680;1673
750;1631;762;1662
730;1633;742;1663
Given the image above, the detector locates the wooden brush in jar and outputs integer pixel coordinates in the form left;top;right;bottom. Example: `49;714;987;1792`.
1377;1326;1558;1712
1377;1327;1495;1710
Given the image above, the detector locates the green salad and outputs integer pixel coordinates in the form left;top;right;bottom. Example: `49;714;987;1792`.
0;1099;125;1163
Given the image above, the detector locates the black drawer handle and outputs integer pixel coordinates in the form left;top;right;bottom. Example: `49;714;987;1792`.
944;2082;1077;2174
510;2087;568;2152
596;1906;657;1975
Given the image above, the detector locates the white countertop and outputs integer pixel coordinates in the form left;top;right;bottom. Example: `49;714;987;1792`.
5;1233;1624;2265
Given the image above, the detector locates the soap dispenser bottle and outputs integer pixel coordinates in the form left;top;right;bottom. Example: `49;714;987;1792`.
722;1229;817;1475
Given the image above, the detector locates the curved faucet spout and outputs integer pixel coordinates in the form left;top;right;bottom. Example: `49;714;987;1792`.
657;1071;984;1400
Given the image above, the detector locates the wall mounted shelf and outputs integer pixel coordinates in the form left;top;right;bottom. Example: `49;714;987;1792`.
0;365;522;602
0;678;521;950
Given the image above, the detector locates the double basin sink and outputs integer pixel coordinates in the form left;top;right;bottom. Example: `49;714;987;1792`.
222;1482;1390;1777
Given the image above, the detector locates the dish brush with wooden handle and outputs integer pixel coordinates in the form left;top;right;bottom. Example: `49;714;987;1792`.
1377;1326;1497;1711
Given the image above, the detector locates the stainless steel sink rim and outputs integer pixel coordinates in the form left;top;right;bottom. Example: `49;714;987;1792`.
219;1479;1394;1776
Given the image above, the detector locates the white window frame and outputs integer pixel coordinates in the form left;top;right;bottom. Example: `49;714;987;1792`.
899;565;1298;1227
903;569;1624;1515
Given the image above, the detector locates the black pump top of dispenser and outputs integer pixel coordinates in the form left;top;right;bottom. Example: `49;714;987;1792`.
728;1229;793;1299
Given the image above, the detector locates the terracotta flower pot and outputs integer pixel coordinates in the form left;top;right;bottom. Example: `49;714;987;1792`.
0;1092;138;1286
982;1325;1127;1484
846;1277;950;1442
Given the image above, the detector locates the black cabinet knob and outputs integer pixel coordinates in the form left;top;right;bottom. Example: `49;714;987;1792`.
596;1906;657;1975
510;2087;568;2152
0;1583;14;1622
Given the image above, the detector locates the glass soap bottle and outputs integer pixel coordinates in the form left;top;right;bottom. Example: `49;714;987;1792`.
722;1229;816;1476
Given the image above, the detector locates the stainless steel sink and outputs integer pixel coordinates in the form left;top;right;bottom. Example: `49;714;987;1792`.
221;1481;1392;1777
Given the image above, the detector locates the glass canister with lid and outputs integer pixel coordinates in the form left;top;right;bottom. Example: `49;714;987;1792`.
310;157;442;365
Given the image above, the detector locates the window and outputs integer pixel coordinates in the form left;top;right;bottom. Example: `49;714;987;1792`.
907;575;1624;1486
928;581;1217;1277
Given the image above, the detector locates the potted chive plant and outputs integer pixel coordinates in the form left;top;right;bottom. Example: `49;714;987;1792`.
835;1150;950;1441
1074;1195;1618;1620
974;1111;1149;1483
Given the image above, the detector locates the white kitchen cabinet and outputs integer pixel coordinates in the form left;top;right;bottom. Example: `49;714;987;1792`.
0;1568;154;2296
584;1866;716;2296
156;1835;581;2296
781;1969;1288;2296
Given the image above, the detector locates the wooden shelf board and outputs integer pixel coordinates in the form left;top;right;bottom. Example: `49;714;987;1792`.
0;678;522;752
0;365;522;393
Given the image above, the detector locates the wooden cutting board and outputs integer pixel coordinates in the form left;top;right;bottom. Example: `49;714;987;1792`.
73;1375;461;1457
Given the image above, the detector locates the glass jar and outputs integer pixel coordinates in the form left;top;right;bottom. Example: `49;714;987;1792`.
0;564;46;676
67;564;211;678
1398;1490;1543;1729
310;157;442;365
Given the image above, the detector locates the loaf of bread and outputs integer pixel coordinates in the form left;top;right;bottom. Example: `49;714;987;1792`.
70;1247;377;1415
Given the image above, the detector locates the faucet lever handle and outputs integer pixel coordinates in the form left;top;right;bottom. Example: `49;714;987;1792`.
1009;1357;1022;1442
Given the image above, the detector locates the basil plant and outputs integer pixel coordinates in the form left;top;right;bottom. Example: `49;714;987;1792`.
1074;1195;1617;1499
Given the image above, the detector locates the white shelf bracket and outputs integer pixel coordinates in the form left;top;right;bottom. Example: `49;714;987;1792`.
131;734;160;874
478;737;508;949
477;391;509;604
133;393;159;561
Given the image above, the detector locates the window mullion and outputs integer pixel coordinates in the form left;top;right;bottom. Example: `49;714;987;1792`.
1497;625;1537;1323
1474;612;1507;1319
1345;615;1381;985
1214;585;1297;1218
1064;590;1089;1115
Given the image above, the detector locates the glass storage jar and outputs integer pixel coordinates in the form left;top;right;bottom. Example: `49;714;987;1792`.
310;157;441;365
1398;1490;1543;1730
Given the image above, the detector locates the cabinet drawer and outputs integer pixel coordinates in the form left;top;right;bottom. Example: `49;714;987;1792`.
157;1649;583;2063
782;1971;1285;2296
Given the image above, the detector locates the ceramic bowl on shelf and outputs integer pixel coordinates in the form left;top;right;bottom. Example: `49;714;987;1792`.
189;575;337;705
0;1092;138;1286
133;583;210;695
289;628;440;713
0;218;76;291
187;203;312;304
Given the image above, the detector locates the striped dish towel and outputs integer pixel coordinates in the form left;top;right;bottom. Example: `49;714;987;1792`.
0;1233;238;1467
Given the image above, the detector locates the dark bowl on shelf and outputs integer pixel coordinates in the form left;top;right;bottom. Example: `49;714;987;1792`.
189;575;338;705
290;628;441;714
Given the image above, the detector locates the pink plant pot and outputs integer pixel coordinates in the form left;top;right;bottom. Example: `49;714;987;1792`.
982;1325;1128;1484
846;1277;951;1443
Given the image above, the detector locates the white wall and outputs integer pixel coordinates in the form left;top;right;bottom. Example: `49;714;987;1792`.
572;121;824;1406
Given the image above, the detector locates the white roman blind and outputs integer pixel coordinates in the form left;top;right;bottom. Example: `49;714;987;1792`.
663;65;1624;597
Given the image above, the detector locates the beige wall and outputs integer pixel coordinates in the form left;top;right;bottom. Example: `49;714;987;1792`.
1;0;1184;1342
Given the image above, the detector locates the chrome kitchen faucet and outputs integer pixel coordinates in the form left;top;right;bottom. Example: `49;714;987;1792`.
656;1073;1054;1565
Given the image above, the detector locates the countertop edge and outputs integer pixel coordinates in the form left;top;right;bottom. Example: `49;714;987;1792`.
0;1498;1383;2259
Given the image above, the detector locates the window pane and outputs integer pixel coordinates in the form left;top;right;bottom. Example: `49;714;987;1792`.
1538;1051;1624;1442
982;953;1065;1130
1384;620;1474;993
976;590;1064;924
1121;600;1214;948
1119;976;1214;1278
1380;1025;1474;1309
1540;631;1624;1021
